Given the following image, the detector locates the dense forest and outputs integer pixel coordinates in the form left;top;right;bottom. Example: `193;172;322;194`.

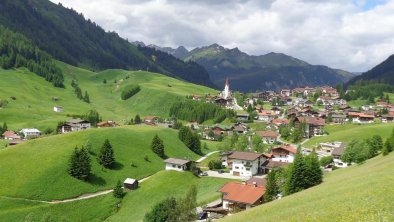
169;100;235;123
0;0;214;87
0;26;64;87
343;81;394;102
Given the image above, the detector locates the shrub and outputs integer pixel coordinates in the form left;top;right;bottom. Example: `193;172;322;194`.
121;84;141;100
208;159;223;170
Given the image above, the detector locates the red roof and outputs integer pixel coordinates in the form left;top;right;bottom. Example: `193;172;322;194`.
256;130;279;138
296;116;325;126
228;151;263;161
272;145;297;154
2;131;20;139
218;182;266;205
271;118;290;125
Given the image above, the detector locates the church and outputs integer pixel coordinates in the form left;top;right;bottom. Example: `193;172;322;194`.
215;78;236;109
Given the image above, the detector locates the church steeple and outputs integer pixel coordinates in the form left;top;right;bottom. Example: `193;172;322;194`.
223;77;230;99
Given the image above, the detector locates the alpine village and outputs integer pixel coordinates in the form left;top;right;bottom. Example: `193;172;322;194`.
0;1;393;222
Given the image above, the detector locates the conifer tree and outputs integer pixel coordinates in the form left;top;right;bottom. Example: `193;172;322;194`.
304;148;322;188
83;91;90;103
178;185;197;221
98;139;115;168
382;139;393;156
264;169;278;202
151;135;165;158
113;180;125;198
68;146;91;180
286;146;307;195
134;114;142;124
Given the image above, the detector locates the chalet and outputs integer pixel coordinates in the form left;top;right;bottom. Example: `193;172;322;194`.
123;178;138;190
381;113;394;123
246;177;266;187
19;128;41;139
211;125;232;136
232;123;248;134
257;110;276;122
2;131;21;140
97;121;118;128
218;182;266;211
294;116;325;138
332;144;349;168
303;87;316;97
321;86;338;97
271;118;290;127
220;151;234;167
59;119;91;133
261;160;290;174
347;112;374;124
280;89;291;97
227;151;266;176
320;141;345;153
271;145;297;163
256;130;279;144
53;106;63;112
271;106;281;115
192;95;201;101
163;158;191;171
144;116;159;124
331;114;346;124
292;88;305;96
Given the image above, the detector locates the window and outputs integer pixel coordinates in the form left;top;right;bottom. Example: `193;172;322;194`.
172;164;176;167
246;168;250;171
178;166;181;169
235;166;239;169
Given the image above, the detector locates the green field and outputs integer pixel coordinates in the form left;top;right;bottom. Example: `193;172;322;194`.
221;152;394;222
303;123;394;148
0;63;216;130
0;126;200;200
107;171;232;222
0;171;231;222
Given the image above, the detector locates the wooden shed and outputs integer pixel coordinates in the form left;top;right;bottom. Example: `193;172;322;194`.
123;178;138;190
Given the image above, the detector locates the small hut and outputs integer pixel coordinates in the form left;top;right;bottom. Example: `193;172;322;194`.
123;178;138;190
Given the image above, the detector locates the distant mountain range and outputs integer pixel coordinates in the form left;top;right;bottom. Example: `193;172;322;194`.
0;0;214;87
137;42;355;91
347;54;394;86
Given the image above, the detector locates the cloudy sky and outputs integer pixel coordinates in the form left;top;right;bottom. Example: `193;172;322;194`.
50;0;394;72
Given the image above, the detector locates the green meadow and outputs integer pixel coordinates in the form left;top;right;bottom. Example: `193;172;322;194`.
0;126;200;200
0;63;216;130
303;123;394;148
221;152;394;222
0;171;231;222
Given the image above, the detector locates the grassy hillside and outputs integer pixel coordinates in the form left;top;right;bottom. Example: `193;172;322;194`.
107;171;232;222
0;126;200;200
0;63;216;130
303;123;394;148
0;171;231;222
221;152;394;222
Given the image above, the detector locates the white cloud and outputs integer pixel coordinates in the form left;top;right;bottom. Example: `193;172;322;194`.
50;0;394;72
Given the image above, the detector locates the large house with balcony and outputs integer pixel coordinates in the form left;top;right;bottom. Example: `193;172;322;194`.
227;151;266;177
271;145;297;163
294;116;325;138
58;119;91;134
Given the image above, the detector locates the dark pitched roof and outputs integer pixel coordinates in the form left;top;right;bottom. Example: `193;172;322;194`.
228;151;263;161
163;158;190;165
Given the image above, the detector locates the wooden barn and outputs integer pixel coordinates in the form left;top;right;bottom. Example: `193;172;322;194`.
123;178;138;190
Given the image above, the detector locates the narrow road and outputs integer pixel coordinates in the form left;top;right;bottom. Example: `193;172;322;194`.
1;175;153;204
196;151;220;163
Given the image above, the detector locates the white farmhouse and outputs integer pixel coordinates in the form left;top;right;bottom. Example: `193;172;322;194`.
59;119;91;133
163;158;191;171
228;151;266;177
19;128;41;139
271;145;297;163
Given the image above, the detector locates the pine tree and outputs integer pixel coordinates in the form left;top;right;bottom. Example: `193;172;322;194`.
151;135;165;158
2;122;7;133
264;169;278;202
113;180;125;198
83;91;90;103
383;139;393;156
68;146;91;180
98;139;115;168
304;148;322;188
286;146;307;195
134;114;142;124
84;140;93;154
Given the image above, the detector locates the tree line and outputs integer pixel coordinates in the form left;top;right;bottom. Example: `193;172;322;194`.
169;100;236;123
178;126;201;154
71;79;90;103
121;84;140;100
0;26;64;87
340;81;393;102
